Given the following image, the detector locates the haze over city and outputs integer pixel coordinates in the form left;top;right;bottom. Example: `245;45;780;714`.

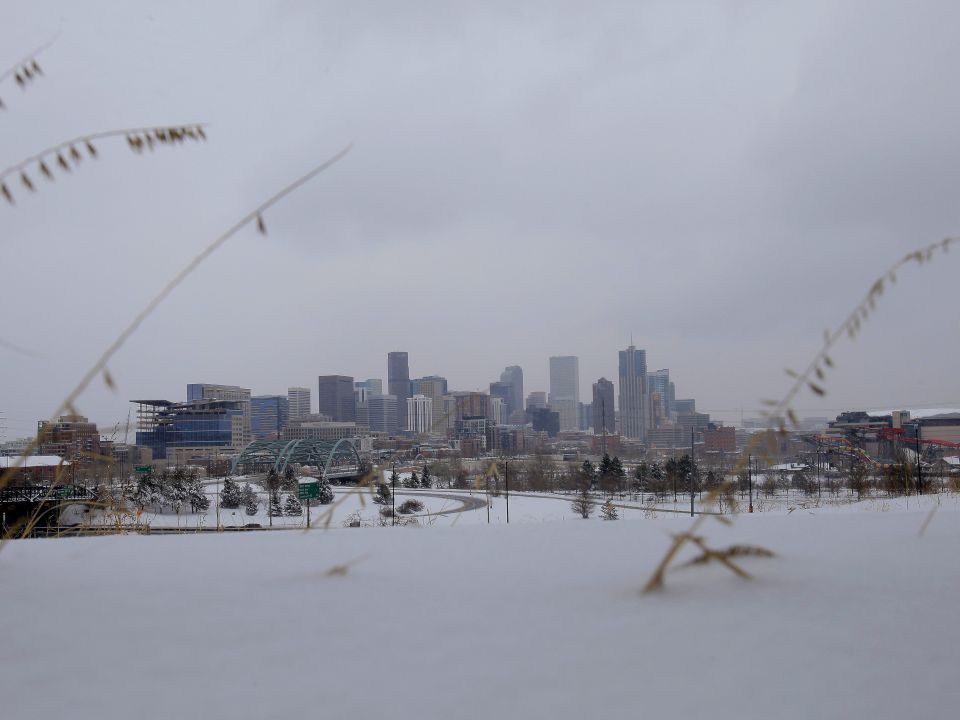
2;0;959;437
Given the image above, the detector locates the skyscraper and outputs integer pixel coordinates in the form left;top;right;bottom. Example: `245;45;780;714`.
618;345;647;440
411;376;448;433
388;352;410;431
592;378;615;437
549;356;580;432
317;375;355;422
407;394;433;434
367;394;398;434
499;365;524;422
287;387;311;419
251;395;290;440
187;383;251;446
647;369;670;429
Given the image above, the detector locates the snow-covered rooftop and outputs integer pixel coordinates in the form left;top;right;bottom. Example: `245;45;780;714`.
0;454;70;468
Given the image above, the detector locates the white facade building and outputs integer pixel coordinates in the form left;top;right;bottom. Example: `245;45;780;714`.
407;394;433;435
287;387;311;418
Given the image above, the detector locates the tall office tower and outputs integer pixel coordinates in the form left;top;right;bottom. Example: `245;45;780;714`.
317;375;356;422
411;376;448;432
406;394;433;434
287;387;311;418
356;378;383;396
549;356;580;432
647;369;670;429
490;397;505;426
367;394;398;434
592;378;615;436
618;345;647;440
187;383;251;446
526;391;548;412
489;381;512;414
353;385;370;428
251;395;290;440
388;352;411;431
499;365;524;422
578;402;593;432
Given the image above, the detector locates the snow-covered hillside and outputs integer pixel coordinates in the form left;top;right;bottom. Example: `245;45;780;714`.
3;498;958;719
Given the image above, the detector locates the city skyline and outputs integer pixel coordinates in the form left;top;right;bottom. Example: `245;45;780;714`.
3;2;960;437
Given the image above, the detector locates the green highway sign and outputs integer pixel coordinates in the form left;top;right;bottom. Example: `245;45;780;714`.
135;465;151;474
298;482;320;500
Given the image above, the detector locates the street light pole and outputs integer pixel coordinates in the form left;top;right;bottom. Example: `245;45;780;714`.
690;427;695;517
392;461;396;527
505;460;510;524
748;454;754;513
916;425;923;495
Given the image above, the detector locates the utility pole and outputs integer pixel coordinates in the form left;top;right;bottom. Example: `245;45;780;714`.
748;454;754;513
505;460;510;524
916;425;923;495
690;427;695;517
601;395;607;458
391;461;396;527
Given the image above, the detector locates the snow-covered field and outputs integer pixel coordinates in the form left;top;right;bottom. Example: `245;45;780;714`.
3;494;958;719
102;479;960;530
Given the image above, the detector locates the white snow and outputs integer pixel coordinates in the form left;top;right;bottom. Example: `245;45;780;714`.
2;493;959;719
0;455;70;468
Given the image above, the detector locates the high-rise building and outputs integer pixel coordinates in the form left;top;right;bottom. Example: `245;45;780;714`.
368;394;398;434
250;395;289;440
578;402;593;432
490;397;505;426
489;381;512;414
187;383;251;446
411;376;448;433
317;375;356;422
618;345;647;441
647;369;670;429
287;387;311;419
549;356;580;432
499;365;524;422
355;378;383;396
388;352;411;431
526;391;548;412
353;384;371;428
407;394;433;435
135;398;248;461
453;392;490;421
592;378;615;436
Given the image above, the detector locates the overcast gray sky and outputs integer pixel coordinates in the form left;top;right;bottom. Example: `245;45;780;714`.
2;0;959;437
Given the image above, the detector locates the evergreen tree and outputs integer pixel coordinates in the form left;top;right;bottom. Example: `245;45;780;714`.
187;473;210;513
221;477;242;509
282;465;297;491
406;470;420;489
244;494;259;516
570;486;594;519
269;494;284;517
317;478;334;505
421;465;432;489
373;481;391;505
240;483;257;508
600;499;618;520
610;456;625;478
283;494;303;516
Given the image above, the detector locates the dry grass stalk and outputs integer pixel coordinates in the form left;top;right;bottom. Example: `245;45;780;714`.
643;236;958;593
0;32;59;110
1;124;209;205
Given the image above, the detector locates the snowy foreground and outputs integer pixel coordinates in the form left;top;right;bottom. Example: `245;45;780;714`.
3;497;958;720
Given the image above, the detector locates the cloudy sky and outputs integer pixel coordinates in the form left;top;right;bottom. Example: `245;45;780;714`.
1;0;959;437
